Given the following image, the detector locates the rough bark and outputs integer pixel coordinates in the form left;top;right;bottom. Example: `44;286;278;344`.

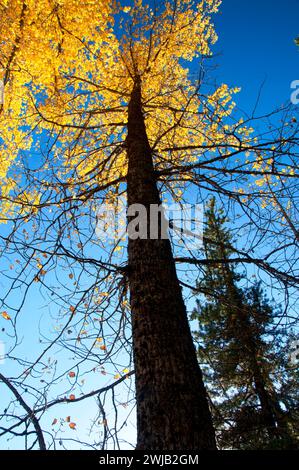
126;76;216;450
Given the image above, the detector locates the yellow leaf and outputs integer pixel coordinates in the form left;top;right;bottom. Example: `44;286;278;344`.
1;311;11;321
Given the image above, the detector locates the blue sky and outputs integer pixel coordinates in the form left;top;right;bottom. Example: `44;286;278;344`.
212;0;299;113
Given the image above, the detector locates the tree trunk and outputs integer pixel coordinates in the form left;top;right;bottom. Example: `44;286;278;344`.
220;255;282;441
252;367;280;436
251;356;296;446
126;76;216;450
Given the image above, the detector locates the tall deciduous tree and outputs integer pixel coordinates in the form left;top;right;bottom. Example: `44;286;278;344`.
0;0;298;449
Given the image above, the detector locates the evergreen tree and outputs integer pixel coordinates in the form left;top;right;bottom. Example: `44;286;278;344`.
192;198;298;449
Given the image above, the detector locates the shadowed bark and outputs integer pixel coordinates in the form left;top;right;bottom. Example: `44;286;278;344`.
126;76;216;450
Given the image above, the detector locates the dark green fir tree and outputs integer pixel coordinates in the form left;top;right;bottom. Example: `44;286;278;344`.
192;198;298;449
